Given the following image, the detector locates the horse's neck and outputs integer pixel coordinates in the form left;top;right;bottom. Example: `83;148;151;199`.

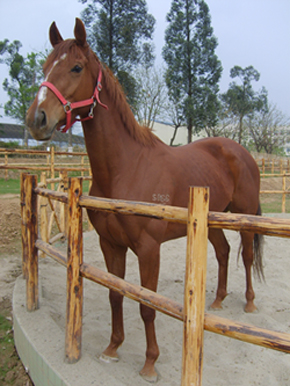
82;107;142;196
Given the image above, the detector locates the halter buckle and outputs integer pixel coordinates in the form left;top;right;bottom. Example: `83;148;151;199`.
63;102;72;113
88;101;97;118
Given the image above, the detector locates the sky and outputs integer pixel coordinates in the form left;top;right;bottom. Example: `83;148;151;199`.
0;0;289;125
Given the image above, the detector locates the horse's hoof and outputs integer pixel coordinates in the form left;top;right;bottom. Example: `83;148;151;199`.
140;371;158;384
210;301;223;310
99;353;119;363
244;303;258;313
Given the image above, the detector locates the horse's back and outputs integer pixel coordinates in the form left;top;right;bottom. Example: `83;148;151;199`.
170;137;260;213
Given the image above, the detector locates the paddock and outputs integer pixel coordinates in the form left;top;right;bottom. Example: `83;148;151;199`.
14;173;290;386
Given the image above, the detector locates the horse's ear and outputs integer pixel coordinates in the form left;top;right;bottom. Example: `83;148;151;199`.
49;22;64;47
74;18;87;47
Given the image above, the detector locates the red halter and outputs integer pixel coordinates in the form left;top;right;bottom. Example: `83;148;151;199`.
40;69;108;133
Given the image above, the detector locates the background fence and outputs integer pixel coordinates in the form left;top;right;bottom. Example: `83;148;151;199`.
2;149;290;213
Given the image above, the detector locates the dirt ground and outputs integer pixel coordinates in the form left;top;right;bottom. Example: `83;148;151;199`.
0;176;287;385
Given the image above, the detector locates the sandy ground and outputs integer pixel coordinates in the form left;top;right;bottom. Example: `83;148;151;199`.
14;228;290;385
1;194;290;385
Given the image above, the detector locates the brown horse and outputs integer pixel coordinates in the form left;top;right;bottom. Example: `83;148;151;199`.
26;18;263;382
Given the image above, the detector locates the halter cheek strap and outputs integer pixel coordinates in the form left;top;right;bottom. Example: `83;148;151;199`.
40;69;108;133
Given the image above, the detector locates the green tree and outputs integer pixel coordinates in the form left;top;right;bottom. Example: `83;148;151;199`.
162;0;222;143
0;40;44;146
80;0;155;106
221;65;268;145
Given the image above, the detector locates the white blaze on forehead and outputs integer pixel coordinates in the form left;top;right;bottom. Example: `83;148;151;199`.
37;53;67;107
37;86;47;106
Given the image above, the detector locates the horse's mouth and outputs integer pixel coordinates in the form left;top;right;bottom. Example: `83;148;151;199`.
28;122;58;141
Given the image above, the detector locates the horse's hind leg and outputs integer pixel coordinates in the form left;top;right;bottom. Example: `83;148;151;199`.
99;237;127;362
209;228;230;309
240;231;257;313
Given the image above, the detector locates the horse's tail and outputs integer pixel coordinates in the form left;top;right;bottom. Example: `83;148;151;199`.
237;203;264;280
253;203;265;281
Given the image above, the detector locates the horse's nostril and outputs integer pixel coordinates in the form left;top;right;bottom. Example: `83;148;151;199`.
40;110;47;128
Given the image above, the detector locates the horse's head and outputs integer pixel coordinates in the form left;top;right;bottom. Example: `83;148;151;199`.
26;18;103;141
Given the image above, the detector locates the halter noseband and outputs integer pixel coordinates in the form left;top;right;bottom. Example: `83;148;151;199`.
40;69;108;133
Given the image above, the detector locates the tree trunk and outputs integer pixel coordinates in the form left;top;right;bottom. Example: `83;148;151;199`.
187;118;193;143
24;126;29;147
238;115;243;144
170;125;179;146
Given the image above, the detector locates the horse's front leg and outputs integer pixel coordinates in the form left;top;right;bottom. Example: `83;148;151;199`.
99;237;127;362
137;241;161;383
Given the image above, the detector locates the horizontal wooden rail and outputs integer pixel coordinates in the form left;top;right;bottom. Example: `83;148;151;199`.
0;165;89;172
35;238;290;354
81;263;290;353
0;147;88;157
35;239;67;266
260;190;290;194
33;188;290;237
208;211;290;237
260;173;290;177
79;194;188;224
80;195;290;237
0;165;50;171
34;187;68;203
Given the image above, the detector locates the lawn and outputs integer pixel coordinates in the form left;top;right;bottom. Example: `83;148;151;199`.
0;179;21;195
0;177;90;195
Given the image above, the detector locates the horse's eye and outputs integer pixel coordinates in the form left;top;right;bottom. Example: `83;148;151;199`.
71;65;82;73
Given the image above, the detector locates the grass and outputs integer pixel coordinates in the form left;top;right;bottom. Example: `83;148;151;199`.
0;310;15;383
0;177;90;195
0;179;21;195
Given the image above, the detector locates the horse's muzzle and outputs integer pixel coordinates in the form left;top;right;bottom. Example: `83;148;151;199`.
26;105;59;141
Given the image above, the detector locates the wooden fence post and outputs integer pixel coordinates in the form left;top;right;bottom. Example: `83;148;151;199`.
282;171;286;213
65;177;83;363
181;187;209;386
21;173;28;279
40;172;48;257
88;168;94;231
24;174;39;311
4;152;8;180
50;147;55;190
60;170;69;237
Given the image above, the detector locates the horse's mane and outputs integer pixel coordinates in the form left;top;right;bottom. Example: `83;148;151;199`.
90;51;161;147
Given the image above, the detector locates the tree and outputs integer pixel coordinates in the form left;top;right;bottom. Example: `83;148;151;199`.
0;40;44;146
80;0;155;106
134;66;168;129
246;103;290;154
162;0;222;143
221;65;268;145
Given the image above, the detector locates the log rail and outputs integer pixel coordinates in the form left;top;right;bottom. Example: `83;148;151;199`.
22;173;290;386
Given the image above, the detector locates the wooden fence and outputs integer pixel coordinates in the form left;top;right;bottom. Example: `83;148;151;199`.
1;149;289;177
255;157;290;174
2;149;290;214
0;147;90;180
21;173;290;386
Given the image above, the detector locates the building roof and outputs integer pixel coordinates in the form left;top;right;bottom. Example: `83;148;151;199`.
0;123;85;147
